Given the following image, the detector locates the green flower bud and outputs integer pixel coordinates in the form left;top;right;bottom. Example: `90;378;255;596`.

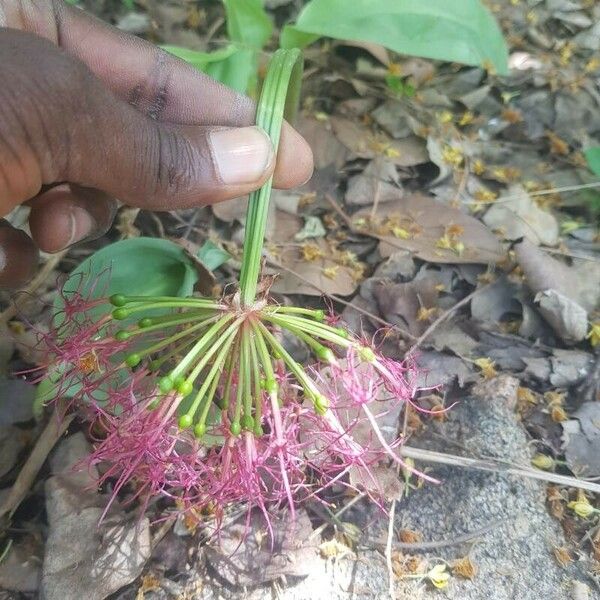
314;394;329;415
112;308;129;320
109;294;127;307
230;421;241;436
158;376;174;394
194;423;206;438
125;353;141;368
178;414;193;429
317;346;336;364
115;330;130;342
138;317;153;328
177;380;193;397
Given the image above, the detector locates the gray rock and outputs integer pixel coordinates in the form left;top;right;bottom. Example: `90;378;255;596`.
192;376;591;599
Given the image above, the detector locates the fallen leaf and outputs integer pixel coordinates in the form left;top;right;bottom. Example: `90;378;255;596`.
372;101;412;138
329;116;428;167
204;509;319;586
470;276;522;323
269;212;359;296
0;537;41;593
535;290;588;344
42;434;151;600
371;276;440;336
562;402;600;478
296;114;348;170
354;193;504;264
483;185;559;246
515;239;600;313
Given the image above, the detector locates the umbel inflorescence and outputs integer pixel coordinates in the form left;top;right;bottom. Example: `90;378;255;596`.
42;49;433;528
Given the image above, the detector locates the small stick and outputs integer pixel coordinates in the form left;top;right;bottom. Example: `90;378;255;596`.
0;406;74;521
385;499;396;599
0;250;68;326
399;445;600;494
368;519;504;552
407;284;489;355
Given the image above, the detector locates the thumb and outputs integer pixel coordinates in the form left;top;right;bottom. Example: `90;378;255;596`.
76;120;275;211
0;29;275;214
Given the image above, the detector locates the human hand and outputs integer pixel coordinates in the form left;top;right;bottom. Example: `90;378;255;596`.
0;0;313;288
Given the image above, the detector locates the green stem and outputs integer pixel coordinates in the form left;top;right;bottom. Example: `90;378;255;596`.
238;49;303;307
169;315;236;380
262;313;351;348
255;321;321;400
122;315;221;364
248;326;263;435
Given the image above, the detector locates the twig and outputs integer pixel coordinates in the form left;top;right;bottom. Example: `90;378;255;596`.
368;519;504;552
407;284;490;355
0;250;68;326
399;445;600;494
385;500;396;599
459;181;600;205
308;493;367;542
0;406;74;522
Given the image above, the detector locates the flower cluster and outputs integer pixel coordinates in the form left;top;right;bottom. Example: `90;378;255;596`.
40;283;433;528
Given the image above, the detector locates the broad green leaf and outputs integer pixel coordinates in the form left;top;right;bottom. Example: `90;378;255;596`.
223;0;273;94
161;44;239;71
224;0;273;49
162;2;272;93
197;241;231;271
59;238;198;324
584;147;600;177
163;44;252;93
281;0;508;75
45;238;201;406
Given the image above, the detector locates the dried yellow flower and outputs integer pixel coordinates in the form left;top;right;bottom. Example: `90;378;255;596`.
587;322;600;347
474;357;498;379
427;564;451;589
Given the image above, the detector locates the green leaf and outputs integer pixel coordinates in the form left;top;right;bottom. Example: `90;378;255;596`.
224;0;273;48
162;2;272;94
281;0;508;75
162;44;252;93
197;241;231;271
161;44;239;71
223;0;273;94
59;238;198;323
584;147;600;177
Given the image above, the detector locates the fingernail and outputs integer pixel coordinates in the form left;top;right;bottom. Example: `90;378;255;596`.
66;206;95;248
209;126;274;185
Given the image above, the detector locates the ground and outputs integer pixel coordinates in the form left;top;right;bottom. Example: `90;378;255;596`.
1;0;600;598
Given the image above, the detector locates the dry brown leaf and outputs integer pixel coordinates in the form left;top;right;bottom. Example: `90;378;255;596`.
336;40;390;65
515;239;600;312
296;114;348;170
372;276;440;336
354;193;504;264
269;212;358;297
211;196;248;223
329;116;428;167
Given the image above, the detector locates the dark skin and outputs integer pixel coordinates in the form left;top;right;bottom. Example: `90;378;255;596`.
0;0;314;288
